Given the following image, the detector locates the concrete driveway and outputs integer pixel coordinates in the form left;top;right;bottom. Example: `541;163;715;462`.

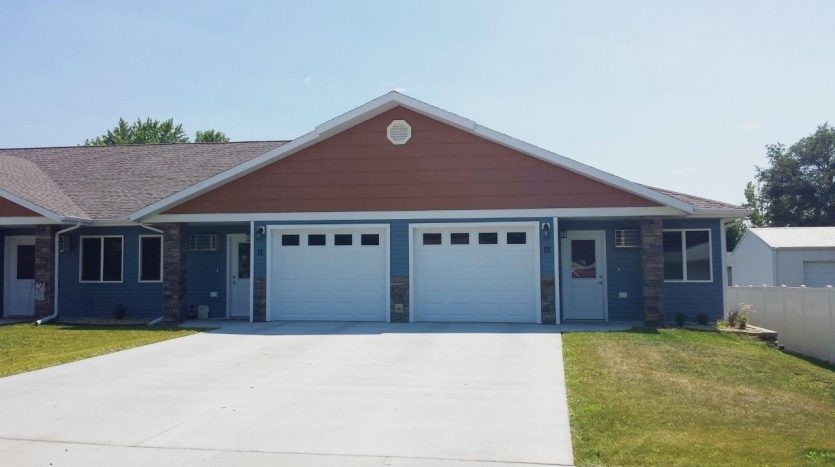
0;321;573;466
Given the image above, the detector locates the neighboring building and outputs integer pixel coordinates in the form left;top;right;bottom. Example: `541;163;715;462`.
0;92;747;325
731;227;835;287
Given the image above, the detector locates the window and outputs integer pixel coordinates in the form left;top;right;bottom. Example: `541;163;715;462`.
571;239;596;278
478;232;498;244
450;233;469;245
80;236;123;282
139;236;162;282
334;234;353;246
507;232;527;245
282;234;300;246
423;233;442;245
361;234;380;246
16;245;34;280
308;234;326;246
663;230;712;282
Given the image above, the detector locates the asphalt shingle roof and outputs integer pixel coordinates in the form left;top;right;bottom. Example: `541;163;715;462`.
0;141;286;220
643;185;744;211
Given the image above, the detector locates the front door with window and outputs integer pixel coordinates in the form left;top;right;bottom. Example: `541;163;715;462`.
228;234;251;318
4;236;36;317
561;231;607;320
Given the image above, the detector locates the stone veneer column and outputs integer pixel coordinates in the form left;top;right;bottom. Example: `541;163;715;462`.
162;223;188;323
540;277;557;324
641;217;666;327
390;277;409;322
33;225;58;319
253;278;266;322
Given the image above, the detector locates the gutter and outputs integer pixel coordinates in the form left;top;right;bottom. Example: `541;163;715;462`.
35;222;82;325
140;224;164;325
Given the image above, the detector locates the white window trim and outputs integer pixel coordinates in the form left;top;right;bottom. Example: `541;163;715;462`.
79;235;124;284
663;228;713;283
138;235;163;283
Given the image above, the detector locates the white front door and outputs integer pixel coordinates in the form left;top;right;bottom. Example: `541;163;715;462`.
227;234;251;318
4;236;36;317
561;231;607;320
412;224;540;323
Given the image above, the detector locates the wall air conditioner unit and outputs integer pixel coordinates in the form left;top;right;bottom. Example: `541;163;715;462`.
189;234;218;251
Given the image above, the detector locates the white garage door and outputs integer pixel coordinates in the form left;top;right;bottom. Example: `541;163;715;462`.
269;226;388;321
803;261;835;287
412;224;540;323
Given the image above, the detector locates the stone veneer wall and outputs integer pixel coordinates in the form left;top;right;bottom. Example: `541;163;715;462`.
33;225;57;319
390;276;409;322
253;278;266;321
162;223;188;323
541;277;556;324
641;217;665;327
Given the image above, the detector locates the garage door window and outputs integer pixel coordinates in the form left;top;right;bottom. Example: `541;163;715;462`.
335;234;353;246
361;234;380;246
282;234;300;246
478;232;498;245
451;233;469;245
507;232;527;244
423;233;442;245
308;234;326;246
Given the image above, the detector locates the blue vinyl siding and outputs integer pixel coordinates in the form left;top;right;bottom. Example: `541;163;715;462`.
185;224;249;318
58;227;162;320
558;220;645;321
663;218;724;323
254;217;556;282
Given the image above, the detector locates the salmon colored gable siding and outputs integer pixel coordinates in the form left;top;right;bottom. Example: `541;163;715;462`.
166;107;660;214
0;197;40;216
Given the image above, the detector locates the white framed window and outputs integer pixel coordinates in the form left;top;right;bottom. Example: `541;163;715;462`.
79;236;124;283
663;229;712;282
138;235;163;283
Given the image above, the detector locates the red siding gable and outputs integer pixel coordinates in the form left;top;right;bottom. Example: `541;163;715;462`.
0;197;40;217
167;107;659;214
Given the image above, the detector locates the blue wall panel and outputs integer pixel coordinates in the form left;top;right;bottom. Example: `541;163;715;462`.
185;224;249;318
662;218;724;323
58;226;163;320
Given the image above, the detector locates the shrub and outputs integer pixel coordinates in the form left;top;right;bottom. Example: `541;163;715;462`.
738;314;748;330
112;304;127;320
674;312;686;326
697;313;709;325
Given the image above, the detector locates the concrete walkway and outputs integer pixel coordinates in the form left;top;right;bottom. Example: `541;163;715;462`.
0;321;574;466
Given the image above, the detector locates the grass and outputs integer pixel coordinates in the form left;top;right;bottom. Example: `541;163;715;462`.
0;323;200;377
562;328;835;466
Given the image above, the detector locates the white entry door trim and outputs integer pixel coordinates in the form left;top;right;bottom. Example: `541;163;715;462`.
266;224;391;322
4;235;36;317
409;221;542;324
227;234;251;318
560;230;608;320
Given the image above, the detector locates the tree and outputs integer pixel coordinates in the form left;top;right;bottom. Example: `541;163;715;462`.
194;130;230;143
755;123;835;226
725;182;764;250
84;118;229;145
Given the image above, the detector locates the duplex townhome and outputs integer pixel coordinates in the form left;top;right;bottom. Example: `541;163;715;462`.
0;93;746;325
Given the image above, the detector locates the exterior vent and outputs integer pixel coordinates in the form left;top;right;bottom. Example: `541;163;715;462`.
615;229;641;248
386;120;412;145
189;234;218;251
58;235;71;253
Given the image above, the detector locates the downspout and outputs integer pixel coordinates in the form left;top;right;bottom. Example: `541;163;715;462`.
35;222;82;325
140;224;165;326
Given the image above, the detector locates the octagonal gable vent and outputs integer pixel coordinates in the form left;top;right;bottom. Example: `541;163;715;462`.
386;120;411;145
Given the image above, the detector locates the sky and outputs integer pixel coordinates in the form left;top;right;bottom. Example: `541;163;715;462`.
1;1;834;205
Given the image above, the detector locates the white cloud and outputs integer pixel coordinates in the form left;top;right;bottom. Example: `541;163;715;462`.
741;122;760;130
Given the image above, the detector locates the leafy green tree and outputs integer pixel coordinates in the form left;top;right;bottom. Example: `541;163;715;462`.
755;123;835;226
725;182;764;250
84;118;230;145
194;130;230;143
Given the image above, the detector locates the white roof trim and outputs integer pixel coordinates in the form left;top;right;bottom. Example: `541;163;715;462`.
129;91;696;221
0;188;64;222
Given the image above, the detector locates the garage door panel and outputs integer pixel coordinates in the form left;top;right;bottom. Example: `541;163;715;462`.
270;227;387;321
413;225;539;323
803;261;835;287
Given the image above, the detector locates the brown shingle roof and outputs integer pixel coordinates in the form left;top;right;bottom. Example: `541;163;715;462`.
643;185;744;211
0;141;286;220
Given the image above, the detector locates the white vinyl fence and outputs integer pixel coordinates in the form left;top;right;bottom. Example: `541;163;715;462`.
726;286;835;364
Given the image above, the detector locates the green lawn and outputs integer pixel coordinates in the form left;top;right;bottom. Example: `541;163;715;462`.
562;329;835;466
0;323;200;377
